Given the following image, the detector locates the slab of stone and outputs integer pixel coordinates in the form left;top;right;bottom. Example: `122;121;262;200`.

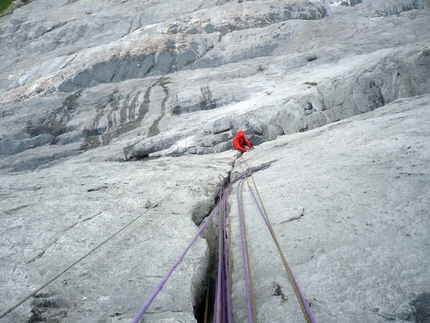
0;0;430;322
228;95;430;322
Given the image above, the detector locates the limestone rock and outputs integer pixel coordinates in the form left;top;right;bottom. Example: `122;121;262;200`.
203;116;232;134
0;0;429;322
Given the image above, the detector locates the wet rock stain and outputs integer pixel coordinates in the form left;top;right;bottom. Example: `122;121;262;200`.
148;77;170;138
82;86;154;149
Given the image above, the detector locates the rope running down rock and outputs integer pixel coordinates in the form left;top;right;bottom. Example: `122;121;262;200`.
0;174;197;321
132;158;314;323
239;157;316;323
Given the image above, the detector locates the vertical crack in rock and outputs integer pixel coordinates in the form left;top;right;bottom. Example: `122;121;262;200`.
193;169;232;322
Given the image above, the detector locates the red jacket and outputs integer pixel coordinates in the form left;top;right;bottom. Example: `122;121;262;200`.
233;130;253;152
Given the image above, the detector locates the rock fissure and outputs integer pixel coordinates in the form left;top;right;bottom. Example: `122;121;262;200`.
192;165;234;322
1;1;430;322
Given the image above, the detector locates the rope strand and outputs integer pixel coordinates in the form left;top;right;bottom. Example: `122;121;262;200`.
130;157;312;323
237;178;255;323
241;158;315;323
0;174;196;320
131;204;218;323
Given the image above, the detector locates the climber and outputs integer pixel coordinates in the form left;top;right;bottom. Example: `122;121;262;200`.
233;130;253;153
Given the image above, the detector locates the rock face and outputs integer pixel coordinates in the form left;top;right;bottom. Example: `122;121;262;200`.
0;0;429;322
229;94;430;323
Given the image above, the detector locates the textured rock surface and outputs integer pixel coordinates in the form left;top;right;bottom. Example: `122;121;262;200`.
1;0;429;169
0;0;430;322
229;94;430;323
0;152;233;322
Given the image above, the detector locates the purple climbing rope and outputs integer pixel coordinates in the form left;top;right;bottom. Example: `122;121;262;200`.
131;161;274;323
223;185;233;323
248;185;315;323
221;181;233;323
239;158;316;323
237;178;255;323
214;177;225;323
130;204;219;323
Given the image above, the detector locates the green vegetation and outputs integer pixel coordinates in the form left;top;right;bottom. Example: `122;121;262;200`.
0;0;14;13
